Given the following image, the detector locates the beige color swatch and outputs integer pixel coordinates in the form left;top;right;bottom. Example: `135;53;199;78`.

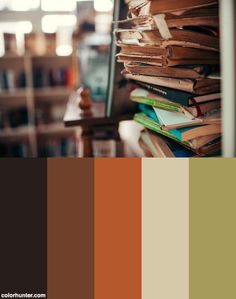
142;158;189;299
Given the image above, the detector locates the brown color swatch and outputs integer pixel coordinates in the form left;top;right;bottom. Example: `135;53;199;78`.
94;158;141;299
47;158;94;299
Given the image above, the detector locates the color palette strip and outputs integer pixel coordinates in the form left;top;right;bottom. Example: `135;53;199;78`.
0;158;235;299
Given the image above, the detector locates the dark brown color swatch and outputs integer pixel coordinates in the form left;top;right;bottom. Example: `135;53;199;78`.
0;159;47;295
47;158;94;299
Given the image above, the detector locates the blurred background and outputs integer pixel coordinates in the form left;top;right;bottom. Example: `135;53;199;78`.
0;0;114;157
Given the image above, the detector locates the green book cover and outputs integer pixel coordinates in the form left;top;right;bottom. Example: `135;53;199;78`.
134;112;190;147
131;95;180;112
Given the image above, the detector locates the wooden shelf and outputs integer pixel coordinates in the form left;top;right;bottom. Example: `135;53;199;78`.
0;53;25;60
0;90;28;108
34;87;73;102
0;54;25;60
64;101;131;127
0;54;73;70
0;126;35;139
0;55;26;69
32;54;73;59
37;123;79;137
32;55;73;69
0;89;27;97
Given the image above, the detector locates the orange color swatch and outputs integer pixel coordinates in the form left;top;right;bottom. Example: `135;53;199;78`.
94;158;141;299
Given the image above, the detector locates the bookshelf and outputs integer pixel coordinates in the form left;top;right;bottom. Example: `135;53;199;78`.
0;54;79;157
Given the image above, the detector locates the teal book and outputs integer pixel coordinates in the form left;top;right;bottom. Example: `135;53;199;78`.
135;109;190;146
138;103;197;141
137;104;221;142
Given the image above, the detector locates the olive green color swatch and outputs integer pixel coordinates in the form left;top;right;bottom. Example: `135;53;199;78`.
190;158;236;299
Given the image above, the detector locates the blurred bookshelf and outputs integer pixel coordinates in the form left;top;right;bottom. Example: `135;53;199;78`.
0;0;115;158
0;54;79;157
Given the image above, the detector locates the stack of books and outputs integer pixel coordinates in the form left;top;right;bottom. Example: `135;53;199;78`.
115;0;221;157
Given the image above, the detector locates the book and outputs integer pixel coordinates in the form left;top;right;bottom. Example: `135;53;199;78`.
38;137;76;157
118;53;219;66
189;133;221;149
140;130;198;157
6;70;15;91
33;69;44;88
127;0;218;16
118;45;220;60
140;129;221;157
134;112;221;142
1;71;8;90
8;108;29;128
158;113;220;141
33;68;72;88
17;72;26;88
118;5;219;29
134;83;221;106
161;5;219;28
115;28;219;51
0;70;27;90
138;101;221;128
153;106;221;130
0;142;29;157
126;73;220;94
117;45;220;66
124;63;215;79
131;88;221;118
140;130;175;157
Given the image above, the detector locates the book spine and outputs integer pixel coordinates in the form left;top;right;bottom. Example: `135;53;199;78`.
137;82;193;106
6;70;15;91
2;71;9;90
131;96;181;111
